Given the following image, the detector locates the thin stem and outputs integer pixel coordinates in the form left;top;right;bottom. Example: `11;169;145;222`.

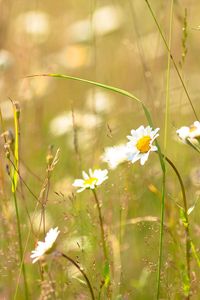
60;252;95;300
92;189;108;261
164;0;173;153
12;179;29;300
157;1;173;299
156;170;166;300
165;156;190;298
11;102;29;299
144;0;199;120
14;201;40;300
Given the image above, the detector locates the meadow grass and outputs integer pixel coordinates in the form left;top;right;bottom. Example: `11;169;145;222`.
1;1;200;299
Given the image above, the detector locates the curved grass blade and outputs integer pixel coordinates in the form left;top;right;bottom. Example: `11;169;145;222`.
27;72;166;298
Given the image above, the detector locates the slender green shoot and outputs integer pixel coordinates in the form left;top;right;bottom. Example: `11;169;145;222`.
92;190;108;261
11;102;29;299
156;1;173;299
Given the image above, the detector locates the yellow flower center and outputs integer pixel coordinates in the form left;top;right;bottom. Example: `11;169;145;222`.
84;177;97;186
136;136;151;153
189;125;197;132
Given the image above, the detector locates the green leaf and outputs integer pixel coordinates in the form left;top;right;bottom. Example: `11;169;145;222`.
12;102;19;193
179;208;188;228
103;261;110;287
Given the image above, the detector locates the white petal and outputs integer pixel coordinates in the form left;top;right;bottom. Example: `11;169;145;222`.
82;171;89;180
72;179;84;187
151;145;158;152
127;135;135;141
77;187;86;193
136;125;145;135
89;168;93;177
176;127;190;140
194;121;200;127
152;127;160;135
127;152;141;164
140;153;149;165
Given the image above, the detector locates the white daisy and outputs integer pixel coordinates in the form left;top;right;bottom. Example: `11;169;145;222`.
101;144;128;169
66;5;123;43
126;125;159;166
176;121;200;142
73;169;108;193
30;227;60;264
49;111;102;137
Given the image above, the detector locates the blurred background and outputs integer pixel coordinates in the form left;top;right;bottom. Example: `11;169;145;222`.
0;0;200;299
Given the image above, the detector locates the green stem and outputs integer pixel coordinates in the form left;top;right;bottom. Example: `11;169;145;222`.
156;171;166;300
11;102;29;299
156;1;173;299
164;0;173;153
60;252;95;300
144;0;198;120
92;190;108;261
165;156;190;299
12;181;29;300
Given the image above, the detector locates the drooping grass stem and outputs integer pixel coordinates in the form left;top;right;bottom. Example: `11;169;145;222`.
60;252;95;300
27;72;166;298
92;189;108;261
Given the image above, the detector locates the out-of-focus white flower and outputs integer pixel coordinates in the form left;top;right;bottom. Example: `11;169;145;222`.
55;45;91;70
93;5;123;36
66;128;94;151
101;144;128;169
16;11;50;43
0;100;13;120
126;125;159;165
86;89;113;113
49;112;72;136
67;5;123;43
67;19;91;43
73;169;108;193
81;113;102;129
0;50;14;71
176;121;200;142
30;227;60;263
49;111;102;137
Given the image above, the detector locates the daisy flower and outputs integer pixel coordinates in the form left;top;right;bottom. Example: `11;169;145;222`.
176;121;200;142
30;227;60;263
73;169;108;193
126;125;159;165
101;144;128;169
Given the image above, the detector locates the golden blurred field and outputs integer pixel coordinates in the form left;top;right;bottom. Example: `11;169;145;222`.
1;0;200;299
